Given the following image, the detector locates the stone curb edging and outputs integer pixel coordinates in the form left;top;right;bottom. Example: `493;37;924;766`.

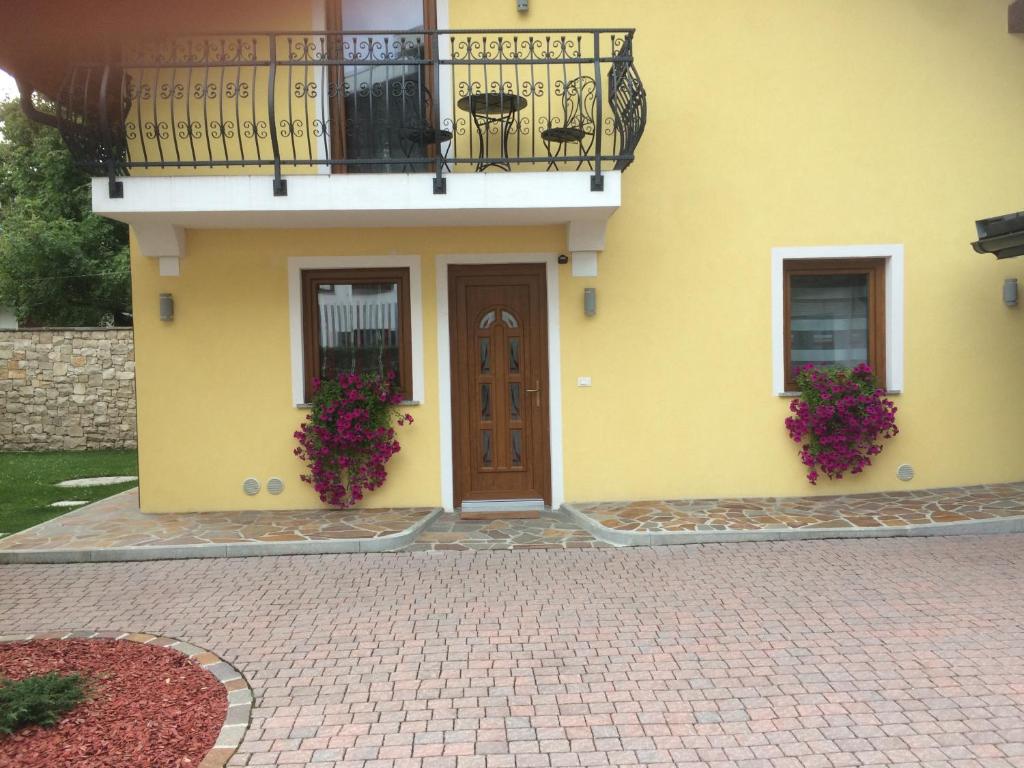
0;507;444;564
0;630;253;768
561;503;1024;547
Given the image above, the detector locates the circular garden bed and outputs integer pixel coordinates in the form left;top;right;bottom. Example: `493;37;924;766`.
0;636;232;767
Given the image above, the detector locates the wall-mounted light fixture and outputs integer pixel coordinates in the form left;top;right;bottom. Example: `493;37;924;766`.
1004;278;1019;307
159;293;174;321
583;287;596;317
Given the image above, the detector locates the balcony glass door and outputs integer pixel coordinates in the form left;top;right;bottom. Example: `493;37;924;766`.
328;0;437;173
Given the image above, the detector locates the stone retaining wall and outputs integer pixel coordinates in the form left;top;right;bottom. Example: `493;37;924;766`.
0;328;136;451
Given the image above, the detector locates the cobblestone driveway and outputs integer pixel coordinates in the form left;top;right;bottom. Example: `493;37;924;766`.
1;536;1023;767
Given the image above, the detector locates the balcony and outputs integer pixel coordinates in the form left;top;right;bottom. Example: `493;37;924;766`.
41;28;646;271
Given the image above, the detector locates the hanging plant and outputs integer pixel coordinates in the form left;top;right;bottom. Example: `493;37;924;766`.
784;363;898;485
294;371;413;508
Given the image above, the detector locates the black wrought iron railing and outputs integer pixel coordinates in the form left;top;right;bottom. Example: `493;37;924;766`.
54;28;646;197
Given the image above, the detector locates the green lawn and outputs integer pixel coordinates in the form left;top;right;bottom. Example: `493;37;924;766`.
0;451;139;537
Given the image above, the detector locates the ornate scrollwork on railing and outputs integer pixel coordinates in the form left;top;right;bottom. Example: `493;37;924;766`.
242;120;269;139
55;65;132;176
606;33;646;171
51;28;646;184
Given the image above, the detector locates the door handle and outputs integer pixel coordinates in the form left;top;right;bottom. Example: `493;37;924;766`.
526;381;540;406
525;387;540;393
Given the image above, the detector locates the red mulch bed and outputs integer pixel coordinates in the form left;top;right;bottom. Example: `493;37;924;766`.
0;639;227;768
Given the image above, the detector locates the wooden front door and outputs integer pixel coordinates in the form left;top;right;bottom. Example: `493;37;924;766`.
449;264;551;507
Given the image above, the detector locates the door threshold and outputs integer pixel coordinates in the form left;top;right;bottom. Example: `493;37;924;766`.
459;498;545;520
459;509;542;520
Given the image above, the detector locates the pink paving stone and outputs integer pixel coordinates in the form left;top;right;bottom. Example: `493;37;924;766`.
1;537;1023;767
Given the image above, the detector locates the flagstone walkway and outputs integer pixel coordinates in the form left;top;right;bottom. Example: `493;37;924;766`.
2;482;1024;563
568;482;1024;545
401;509;610;551
0;489;440;562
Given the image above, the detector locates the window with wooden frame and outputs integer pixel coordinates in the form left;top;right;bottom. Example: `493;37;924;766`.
301;268;412;401
783;258;886;392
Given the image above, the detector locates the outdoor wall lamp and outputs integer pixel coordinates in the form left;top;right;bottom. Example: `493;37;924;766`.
159;293;174;322
972;211;1024;259
1005;278;1019;307
583;287;597;317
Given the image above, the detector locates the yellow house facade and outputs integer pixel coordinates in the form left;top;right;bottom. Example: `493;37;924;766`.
8;0;1024;513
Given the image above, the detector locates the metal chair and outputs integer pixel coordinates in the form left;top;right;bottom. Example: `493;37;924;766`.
540;76;597;170
398;81;452;173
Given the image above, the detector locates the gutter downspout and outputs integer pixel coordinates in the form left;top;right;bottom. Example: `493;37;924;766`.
15;80;60;129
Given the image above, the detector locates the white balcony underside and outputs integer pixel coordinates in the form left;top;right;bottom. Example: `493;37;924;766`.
92;170;618;231
94;171;618;277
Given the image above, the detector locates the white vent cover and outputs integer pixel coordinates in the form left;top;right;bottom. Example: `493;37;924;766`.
896;464;914;482
266;477;284;495
242;477;261;495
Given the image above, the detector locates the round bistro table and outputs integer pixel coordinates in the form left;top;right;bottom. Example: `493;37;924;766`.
457;93;528;171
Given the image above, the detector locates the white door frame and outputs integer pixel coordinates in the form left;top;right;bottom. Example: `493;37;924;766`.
436;253;564;511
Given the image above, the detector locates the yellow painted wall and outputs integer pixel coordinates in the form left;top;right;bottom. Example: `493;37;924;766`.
132;0;1024;511
131;227;565;512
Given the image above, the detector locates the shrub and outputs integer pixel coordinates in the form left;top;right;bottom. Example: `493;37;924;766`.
294;371;413;508
784;363;898;485
0;672;90;735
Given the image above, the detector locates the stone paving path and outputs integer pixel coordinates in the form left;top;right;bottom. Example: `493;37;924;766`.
573;482;1024;534
0;489;436;552
1;538;1023;767
3;483;1024;563
403;510;609;551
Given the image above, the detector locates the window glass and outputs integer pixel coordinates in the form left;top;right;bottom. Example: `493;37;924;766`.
342;0;425;32
788;273;869;374
317;281;401;383
335;0;431;173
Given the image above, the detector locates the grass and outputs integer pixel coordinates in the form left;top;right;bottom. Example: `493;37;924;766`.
0;672;91;734
0;450;138;537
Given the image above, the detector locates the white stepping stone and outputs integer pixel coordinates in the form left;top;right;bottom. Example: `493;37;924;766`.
49;500;89;508
55;476;138;488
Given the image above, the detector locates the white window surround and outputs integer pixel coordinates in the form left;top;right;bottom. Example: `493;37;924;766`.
287;255;425;406
436;253;564;512
771;245;904;396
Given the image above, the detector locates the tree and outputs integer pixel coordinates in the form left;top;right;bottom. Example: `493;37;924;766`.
0;98;130;327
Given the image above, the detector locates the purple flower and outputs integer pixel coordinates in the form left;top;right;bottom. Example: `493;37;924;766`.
294;371;413;508
784;364;898;484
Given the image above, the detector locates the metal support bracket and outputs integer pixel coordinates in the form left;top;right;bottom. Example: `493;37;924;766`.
273;178;288;196
108;178;124;198
433;176;447;195
590;173;604;192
